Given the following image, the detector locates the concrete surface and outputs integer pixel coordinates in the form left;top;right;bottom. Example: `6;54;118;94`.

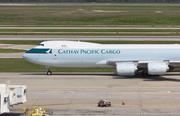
0;44;35;58
0;35;180;41
1;72;180;116
0;32;178;35
0;44;36;50
0;52;23;58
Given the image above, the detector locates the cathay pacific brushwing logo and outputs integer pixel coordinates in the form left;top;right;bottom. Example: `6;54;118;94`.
46;49;52;54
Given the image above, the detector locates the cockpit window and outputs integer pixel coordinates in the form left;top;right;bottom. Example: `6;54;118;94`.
38;44;44;46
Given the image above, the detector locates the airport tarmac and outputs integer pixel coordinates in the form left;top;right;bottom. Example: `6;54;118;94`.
0;44;36;50
1;72;180;116
0;35;180;41
0;44;35;58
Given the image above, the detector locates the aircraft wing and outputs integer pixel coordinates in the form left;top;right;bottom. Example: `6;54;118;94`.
96;59;180;68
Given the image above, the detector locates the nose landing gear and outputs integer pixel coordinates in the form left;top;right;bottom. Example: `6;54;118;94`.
46;66;52;75
47;71;52;75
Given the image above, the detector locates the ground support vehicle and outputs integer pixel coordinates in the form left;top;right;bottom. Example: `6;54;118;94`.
98;99;111;107
27;106;53;116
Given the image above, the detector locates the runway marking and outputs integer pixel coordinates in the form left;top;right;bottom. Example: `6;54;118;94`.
93;10;128;13
0;45;12;48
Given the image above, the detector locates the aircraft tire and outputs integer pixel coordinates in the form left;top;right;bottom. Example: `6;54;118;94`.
47;71;52;75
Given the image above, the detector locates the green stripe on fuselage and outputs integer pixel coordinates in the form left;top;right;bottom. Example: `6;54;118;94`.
26;48;52;54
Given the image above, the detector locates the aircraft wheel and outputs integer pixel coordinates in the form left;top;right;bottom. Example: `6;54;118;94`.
47;71;52;75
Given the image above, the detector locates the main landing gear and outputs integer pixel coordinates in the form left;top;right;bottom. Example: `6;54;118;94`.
142;69;151;77
46;66;52;75
142;71;148;77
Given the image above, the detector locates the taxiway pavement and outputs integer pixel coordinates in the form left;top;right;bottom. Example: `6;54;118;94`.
0;44;36;50
0;44;36;58
0;53;23;58
1;72;180;116
0;35;180;41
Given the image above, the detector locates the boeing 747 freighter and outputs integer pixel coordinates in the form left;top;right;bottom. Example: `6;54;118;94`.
23;41;180;76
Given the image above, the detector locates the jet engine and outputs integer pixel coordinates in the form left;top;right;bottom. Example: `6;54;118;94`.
148;62;169;75
116;63;138;76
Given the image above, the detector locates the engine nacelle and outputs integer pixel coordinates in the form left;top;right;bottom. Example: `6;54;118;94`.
116;63;138;76
148;62;169;75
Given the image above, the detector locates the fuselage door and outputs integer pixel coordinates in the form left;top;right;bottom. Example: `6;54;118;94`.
52;49;57;60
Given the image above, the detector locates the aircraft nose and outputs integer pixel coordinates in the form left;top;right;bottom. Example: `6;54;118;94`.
22;53;28;60
22;53;38;61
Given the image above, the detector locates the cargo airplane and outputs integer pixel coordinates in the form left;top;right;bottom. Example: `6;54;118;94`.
22;41;180;76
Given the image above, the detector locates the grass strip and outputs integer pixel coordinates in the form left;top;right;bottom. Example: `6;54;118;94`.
1;40;180;45
0;58;116;72
1;5;180;25
0;49;26;53
0;40;42;45
0;29;180;32
0;29;179;36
